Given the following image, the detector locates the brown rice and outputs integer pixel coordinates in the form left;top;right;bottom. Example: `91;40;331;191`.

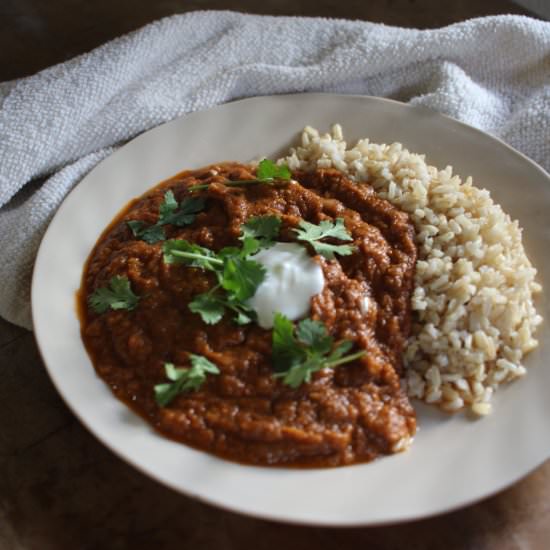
278;125;543;416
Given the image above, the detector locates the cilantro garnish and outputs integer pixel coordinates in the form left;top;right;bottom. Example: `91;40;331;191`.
158;191;205;226
256;159;292;181
188;159;292;191
88;275;139;314
188;291;255;326
154;355;220;407
293;218;356;259
239;215;282;249
221;255;266;301
127;191;205;244
182;245;265;324
271;313;365;388
126;221;165;244
188;292;226;325
163;240;222;271
162;215;282;325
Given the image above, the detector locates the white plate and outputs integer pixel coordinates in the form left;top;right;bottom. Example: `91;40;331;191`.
31;94;550;526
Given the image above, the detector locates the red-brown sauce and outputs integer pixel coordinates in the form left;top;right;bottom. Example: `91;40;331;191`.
80;163;417;467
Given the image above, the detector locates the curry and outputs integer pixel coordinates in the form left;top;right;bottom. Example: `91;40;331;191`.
80;163;417;466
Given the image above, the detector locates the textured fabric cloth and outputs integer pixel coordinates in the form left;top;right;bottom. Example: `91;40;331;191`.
1;11;549;329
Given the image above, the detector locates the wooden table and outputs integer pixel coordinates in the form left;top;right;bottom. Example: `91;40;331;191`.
1;1;549;549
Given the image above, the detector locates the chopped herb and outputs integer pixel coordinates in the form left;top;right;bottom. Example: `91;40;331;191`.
295;318;333;355
162;218;273;325
221;256;266;302
188;292;226;325
293;218;356;259
189;291;255;326
239;236;261;258
158;189;178;218
162;240;222;270
188;159;292;191
127;220;166;244
158;191;205;227
232;307;255;325
239;215;282;249
184;249;265;325
154;355;220;407
127;191;205;244
271;312;303;373
256;158;292;182
88;275;139;314
271;313;365;388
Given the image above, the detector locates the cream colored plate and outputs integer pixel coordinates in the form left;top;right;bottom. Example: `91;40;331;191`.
31;94;550;526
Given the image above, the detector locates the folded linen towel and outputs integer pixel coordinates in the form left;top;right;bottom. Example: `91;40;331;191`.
0;11;549;330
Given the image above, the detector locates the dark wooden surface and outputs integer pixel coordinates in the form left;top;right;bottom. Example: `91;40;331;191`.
2;1;549;549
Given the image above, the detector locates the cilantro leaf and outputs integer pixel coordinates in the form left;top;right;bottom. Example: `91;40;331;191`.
256;159;292;182
221;256;266;302
240;215;281;250
217;246;245;260
127;220;166;244
154;355;220;407
163;215;278;325
189;290;256;326
158;191;205;227
295;318;332;355
162;240;222;270
88;275;139;314
327;340;354;361
223;296;256;325
163;232;265;325
239;237;261;258
188;160;291;191
232;308;254;325
188;292;226;325
271;313;365;388
307;241;355;259
272;312;306;373
277;356;322;388
127;191;205;244
293;218;356;259
158;190;179;219
300;218;353;242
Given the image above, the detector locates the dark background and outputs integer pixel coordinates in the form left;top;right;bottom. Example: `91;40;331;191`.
0;0;535;80
1;1;549;550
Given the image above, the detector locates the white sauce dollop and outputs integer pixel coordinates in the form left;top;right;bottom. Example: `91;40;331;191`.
248;243;325;329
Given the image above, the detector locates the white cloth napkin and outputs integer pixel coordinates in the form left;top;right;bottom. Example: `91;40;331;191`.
1;11;549;330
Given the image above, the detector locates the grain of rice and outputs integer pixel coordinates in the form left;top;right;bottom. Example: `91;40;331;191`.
278;124;543;415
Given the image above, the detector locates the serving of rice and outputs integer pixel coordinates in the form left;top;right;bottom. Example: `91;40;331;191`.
278;125;543;416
